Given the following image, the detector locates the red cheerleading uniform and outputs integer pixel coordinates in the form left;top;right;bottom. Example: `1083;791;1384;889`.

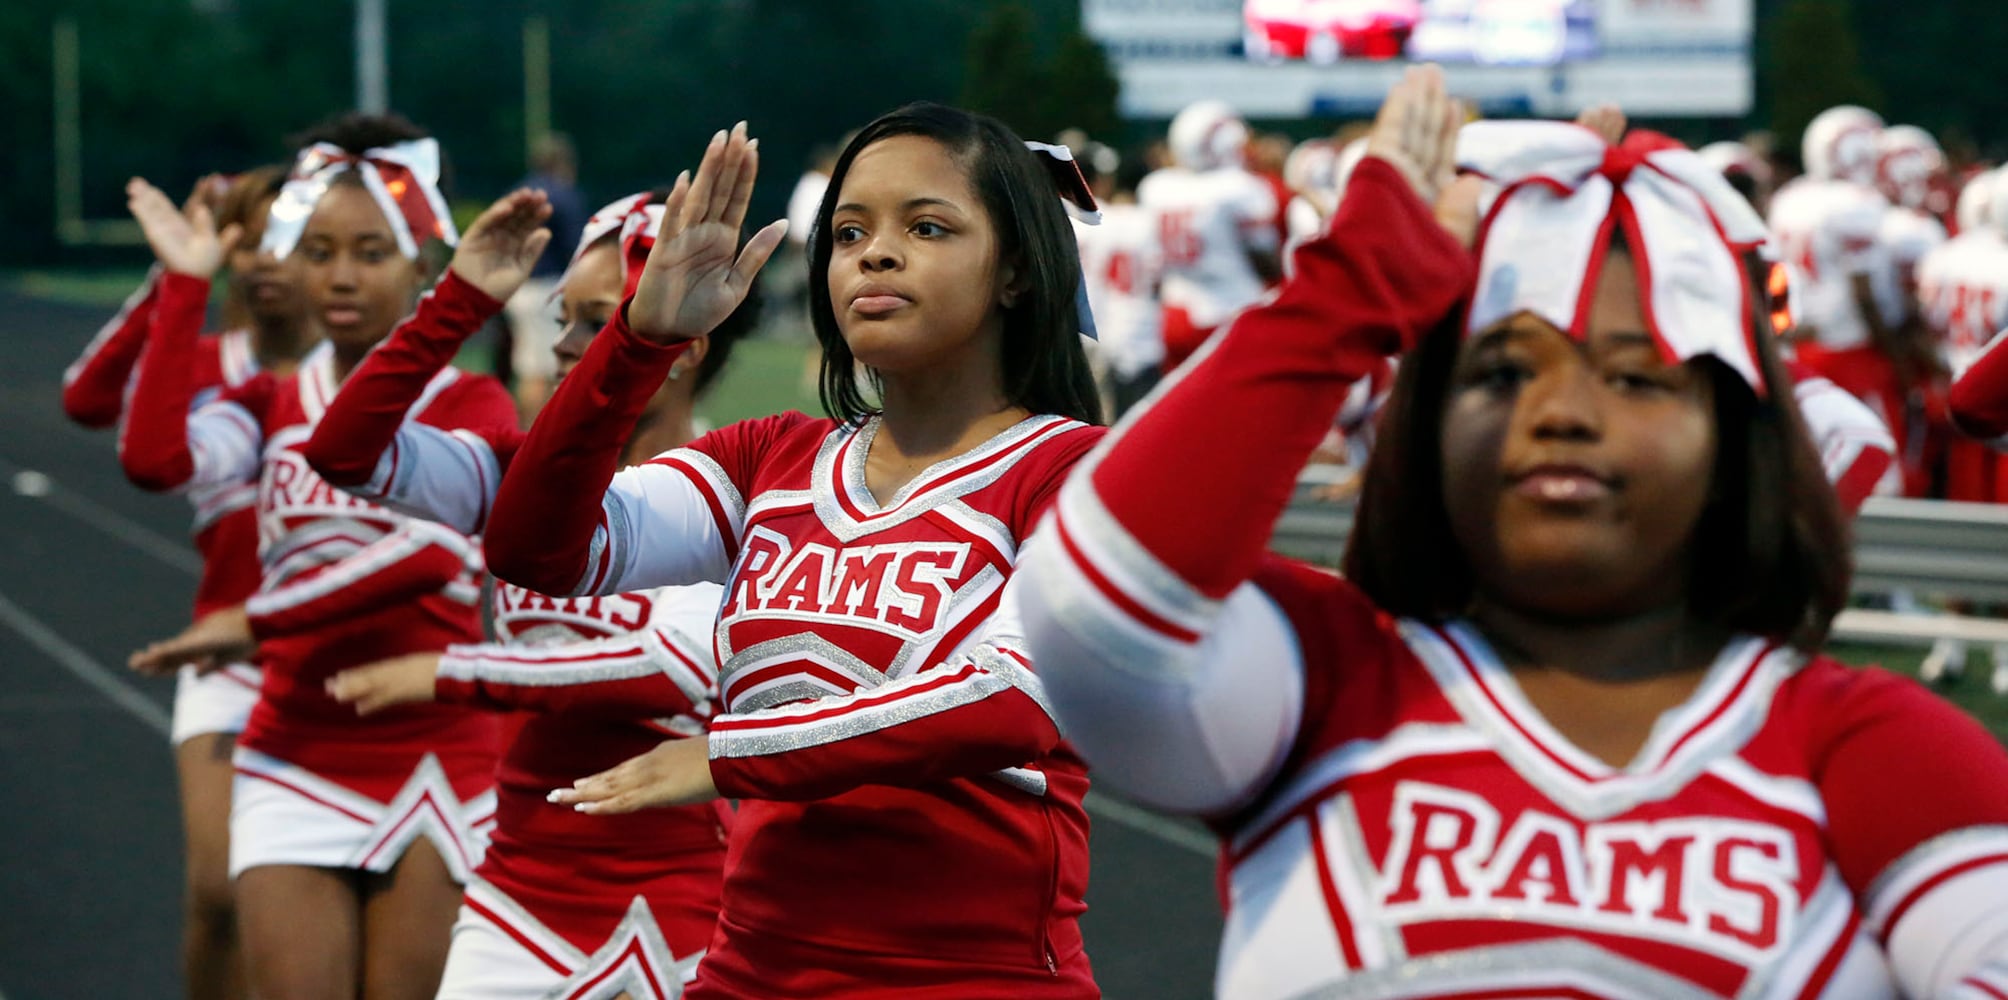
482;308;1105;999
298;295;729;997
1019;159;2008;998
64;269;265;705
118;270;509;877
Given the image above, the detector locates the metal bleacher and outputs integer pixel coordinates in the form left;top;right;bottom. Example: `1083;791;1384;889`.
1270;468;2008;646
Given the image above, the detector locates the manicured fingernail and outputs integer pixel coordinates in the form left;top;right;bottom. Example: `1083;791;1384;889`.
712;129;727;145
746;138;759;153
546;790;565;803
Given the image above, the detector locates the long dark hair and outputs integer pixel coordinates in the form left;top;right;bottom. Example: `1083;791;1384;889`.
806;102;1102;426
1343;247;1851;651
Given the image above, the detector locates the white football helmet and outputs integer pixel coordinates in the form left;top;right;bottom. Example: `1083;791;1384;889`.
1168;100;1250;171
1801;105;1884;184
1956;168;1996;234
1991;169;2008;238
1875;125;1945;210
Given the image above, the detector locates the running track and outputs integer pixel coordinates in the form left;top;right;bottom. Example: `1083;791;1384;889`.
0;289;1222;999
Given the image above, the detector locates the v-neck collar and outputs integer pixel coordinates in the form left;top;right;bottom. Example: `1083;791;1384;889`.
809;413;1082;543
1403;619;1802;820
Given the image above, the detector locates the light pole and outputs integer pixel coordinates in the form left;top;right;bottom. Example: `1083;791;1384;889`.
356;0;388;113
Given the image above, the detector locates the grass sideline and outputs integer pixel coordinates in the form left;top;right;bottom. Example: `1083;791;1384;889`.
3;267;156;308
11;269;2004;735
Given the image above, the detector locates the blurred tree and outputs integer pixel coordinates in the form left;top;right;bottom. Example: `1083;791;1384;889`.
1043;30;1123;140
1845;0;2008;161
960;2;1046;136
1765;0;1881;160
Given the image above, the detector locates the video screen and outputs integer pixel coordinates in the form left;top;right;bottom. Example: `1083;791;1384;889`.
1242;0;1597;65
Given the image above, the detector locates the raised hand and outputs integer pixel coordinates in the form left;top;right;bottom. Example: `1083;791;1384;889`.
325;652;441;715
1574;103;1627;145
546;735;718;813
129;605;255;677
448;189;554;302
1365;65;1464;213
627;121;790;344
127;177;241;278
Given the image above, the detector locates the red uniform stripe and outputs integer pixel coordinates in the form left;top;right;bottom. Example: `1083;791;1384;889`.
463;894;574;976
654;455;740;561
1305;814;1364;969
1792;908;1862;1000
1881;852;2008;937
1053;511;1200;643
234;766;373;824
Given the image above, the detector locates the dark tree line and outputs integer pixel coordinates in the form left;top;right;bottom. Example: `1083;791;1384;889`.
2;0;2000;265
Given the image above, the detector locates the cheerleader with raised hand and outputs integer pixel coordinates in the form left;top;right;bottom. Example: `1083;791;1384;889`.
300;189;759;998
482;109;1106;997
62;166;312;1000
119;113;522;1000
1019;66;2008;998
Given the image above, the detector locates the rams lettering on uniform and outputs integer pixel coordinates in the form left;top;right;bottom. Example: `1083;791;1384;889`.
724;528;973;639
1378;781;1797;960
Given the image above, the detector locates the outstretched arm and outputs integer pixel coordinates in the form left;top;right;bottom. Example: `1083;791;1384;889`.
116;178;263;493
486;123;786;595
327;618;716;726
550;584;1075;812
61;267;162;428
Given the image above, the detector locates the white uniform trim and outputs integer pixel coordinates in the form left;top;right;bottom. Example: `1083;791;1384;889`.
229;747;495;881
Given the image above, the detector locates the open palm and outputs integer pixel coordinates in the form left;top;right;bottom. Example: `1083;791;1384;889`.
628;122;790;344
127;177;239;278
449;189;554;301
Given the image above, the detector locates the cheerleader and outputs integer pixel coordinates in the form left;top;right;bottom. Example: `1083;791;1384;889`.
299;189;759;998
1018;67;2008;998
61;166;312;1000
121;114;519;1000
482;110;1106;997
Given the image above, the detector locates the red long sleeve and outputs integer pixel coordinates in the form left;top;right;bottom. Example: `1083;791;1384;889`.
245;522;476;638
433;624;715;721
708;666;1060;803
1089;158;1475;598
118;271;215;491
301;270;510;486
62;269;161;428
485;308;691;594
1949;330;2008;440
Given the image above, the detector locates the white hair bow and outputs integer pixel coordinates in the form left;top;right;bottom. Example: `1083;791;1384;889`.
261;138;458;261
1458;121;1771;391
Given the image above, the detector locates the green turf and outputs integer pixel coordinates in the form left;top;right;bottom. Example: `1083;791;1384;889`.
2;268;155;308
1832;640;2008;736
698;336;824;427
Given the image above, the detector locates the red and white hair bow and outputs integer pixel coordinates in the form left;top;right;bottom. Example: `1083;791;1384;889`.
551;192;665;303
261;138;458;261
1458;121;1772;392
